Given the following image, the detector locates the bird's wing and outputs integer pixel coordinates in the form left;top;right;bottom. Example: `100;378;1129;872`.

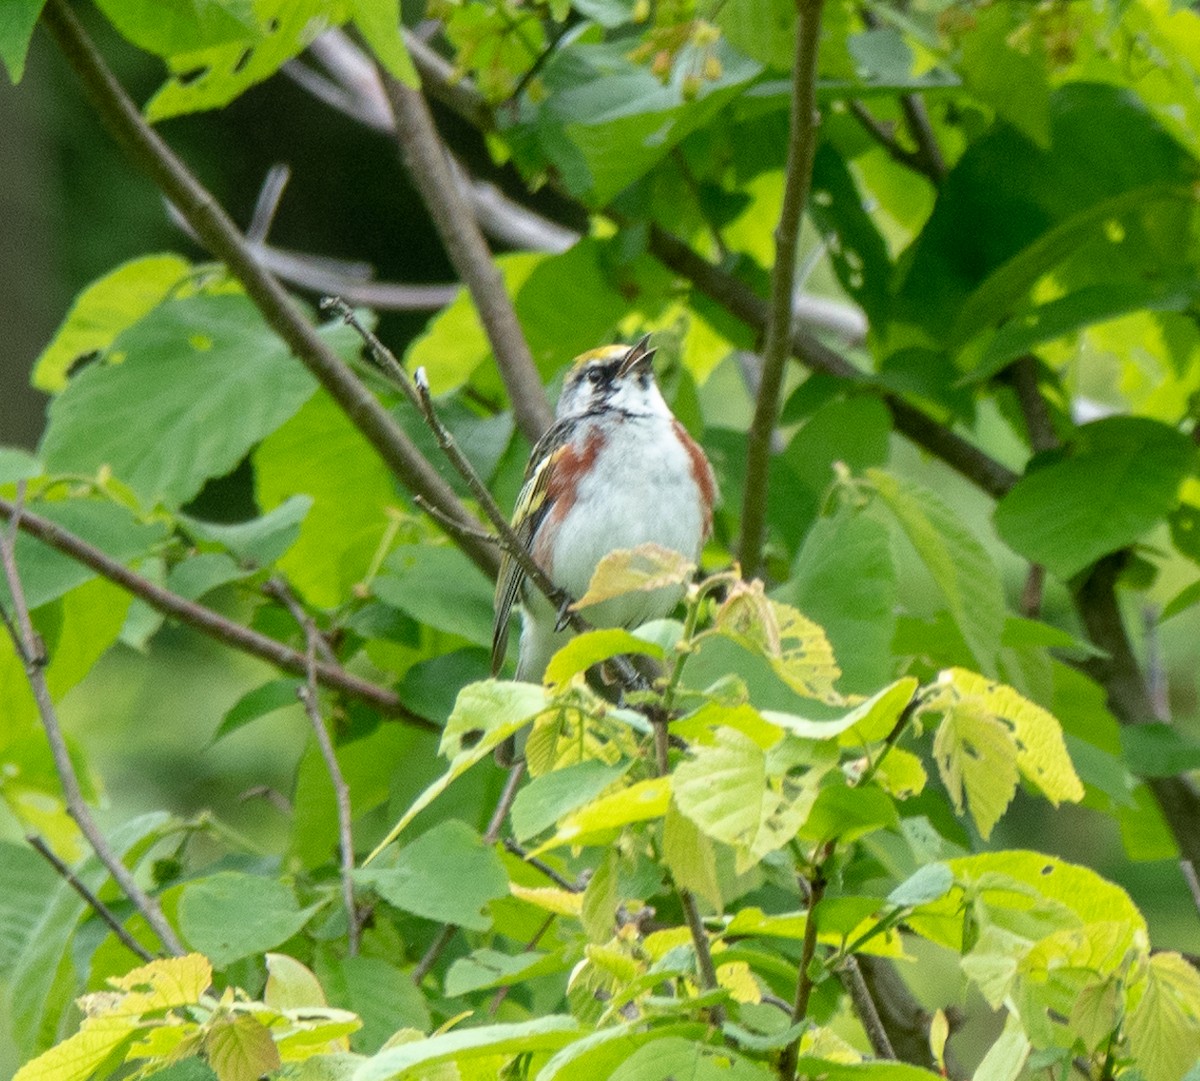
491;419;573;675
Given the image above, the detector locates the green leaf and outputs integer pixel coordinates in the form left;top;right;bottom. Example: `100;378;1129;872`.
716;0;794;70
868;469;1005;672
374;545;496;648
0;0;46;82
351;0;418;86
367;681;549;857
543;629;664;690
212;679;303;743
1120;723;1200;778
537;1022;709;1081
265;952;328;1010
177;872;323;967
663;801;722;911
994;418;1195;579
444;947;562;997
357;820;508;931
761;677;917;744
534;777;671;854
790;1060;943;1081
92;0;257;57
887;863;954;908
1126;952;1200;1081
932;693;1019;839
0;842;57;976
31;255;193;392
319;954;430;1052
510;760;628;842
799;782;899;844
0;447;42;484
674;728;823;871
145;0;343;120
39;294;348;509
180;494;312;566
608;1038;772;1080
0;499;168;611
166;552;250;600
783;504;897;694
12;1014;140;1081
255;389;397;608
959;4;1051;147
352;1016;580;1081
204;1014;281;1081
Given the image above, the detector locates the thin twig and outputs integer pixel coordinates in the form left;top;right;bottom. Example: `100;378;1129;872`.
1182;861;1200;921
0;484;185;957
380;71;554;444
26;834;155;963
412;923;457;984
0;496;432;727
838;954;896;1059
779;849;831;1081
271;579;361;955
503;839;583;892
488;912;556;1015
413;494;500;543
41;0;498;579
739;0;827;578
848;100;936;181
246;163;291;243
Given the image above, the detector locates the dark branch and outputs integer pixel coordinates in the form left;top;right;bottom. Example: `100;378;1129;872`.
41;0;498;579
838;955;896;1059
0;496;434;728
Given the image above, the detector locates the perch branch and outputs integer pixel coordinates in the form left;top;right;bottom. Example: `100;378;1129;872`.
0;495;432;727
0;485;185;957
380;71;554;443
26;833;155;963
779;847;831;1081
41;0;498;579
838;954;896;1059
738;0;826;576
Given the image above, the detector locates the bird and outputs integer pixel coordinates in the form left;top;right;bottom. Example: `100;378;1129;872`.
492;335;717;684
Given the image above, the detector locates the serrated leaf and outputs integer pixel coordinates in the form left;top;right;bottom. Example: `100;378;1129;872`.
868;469;1005;671
994;418;1195;580
366;681;549;859
534;778;671;854
178;873;322;967
714;580;842;703
358;820;508;931
1126;952;1200;1081
674;727;823;870
39;294;344;509
205;1014;281;1081
543;629;663;690
32;254;192;391
104;953;212;1013
12;1014;138;1081
571;543;695;611
932;697;1018;839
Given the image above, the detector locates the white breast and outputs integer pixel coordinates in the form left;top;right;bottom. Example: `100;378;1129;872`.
549;413;704;628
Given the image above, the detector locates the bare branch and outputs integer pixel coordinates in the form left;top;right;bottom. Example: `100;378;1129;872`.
26;834;155;963
849;100;937;183
247;163;291;244
838;954;896;1060
380;71;554;444
504;839;582;892
269;579;361;954
42;0;498;579
739;0;827;577
0;495;434;728
0;484;185;957
779;849;830;1081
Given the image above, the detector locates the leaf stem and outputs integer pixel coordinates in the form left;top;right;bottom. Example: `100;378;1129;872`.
738;0;827;578
779;842;833;1081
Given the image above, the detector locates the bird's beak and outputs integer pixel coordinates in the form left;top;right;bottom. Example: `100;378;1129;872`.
619;334;656;378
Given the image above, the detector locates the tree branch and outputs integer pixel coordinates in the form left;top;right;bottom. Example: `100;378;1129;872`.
0;495;434;728
779;850;830;1081
0;485;185;957
738;0;826;577
646;225;1019;500
41;0;498;579
380;71;554;444
848;101;937;183
837;954;896;1059
268;579;362;955
26;833;155;963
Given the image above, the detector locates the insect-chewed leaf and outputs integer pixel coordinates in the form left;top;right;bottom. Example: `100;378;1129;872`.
715;581;842;704
924;668;1084;838
204;1014;281;1081
571;543;695;610
1125;951;1200;1081
101;953;212;1015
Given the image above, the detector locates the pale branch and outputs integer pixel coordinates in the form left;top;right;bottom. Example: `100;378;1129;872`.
246;163;291;244
324;299;646;691
269;579;362;955
42;0;498;580
380;70;554;444
0;495;433;728
26;833;155;963
0;485;185;958
646;225;1019;500
838;955;896;1060
740;0;828;576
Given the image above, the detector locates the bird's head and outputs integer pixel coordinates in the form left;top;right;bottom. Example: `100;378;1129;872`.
555;336;668;420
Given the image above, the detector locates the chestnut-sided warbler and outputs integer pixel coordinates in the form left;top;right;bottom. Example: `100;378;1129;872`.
491;336;716;682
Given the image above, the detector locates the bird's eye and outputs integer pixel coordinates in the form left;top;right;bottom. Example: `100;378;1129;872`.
587;368;603;385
